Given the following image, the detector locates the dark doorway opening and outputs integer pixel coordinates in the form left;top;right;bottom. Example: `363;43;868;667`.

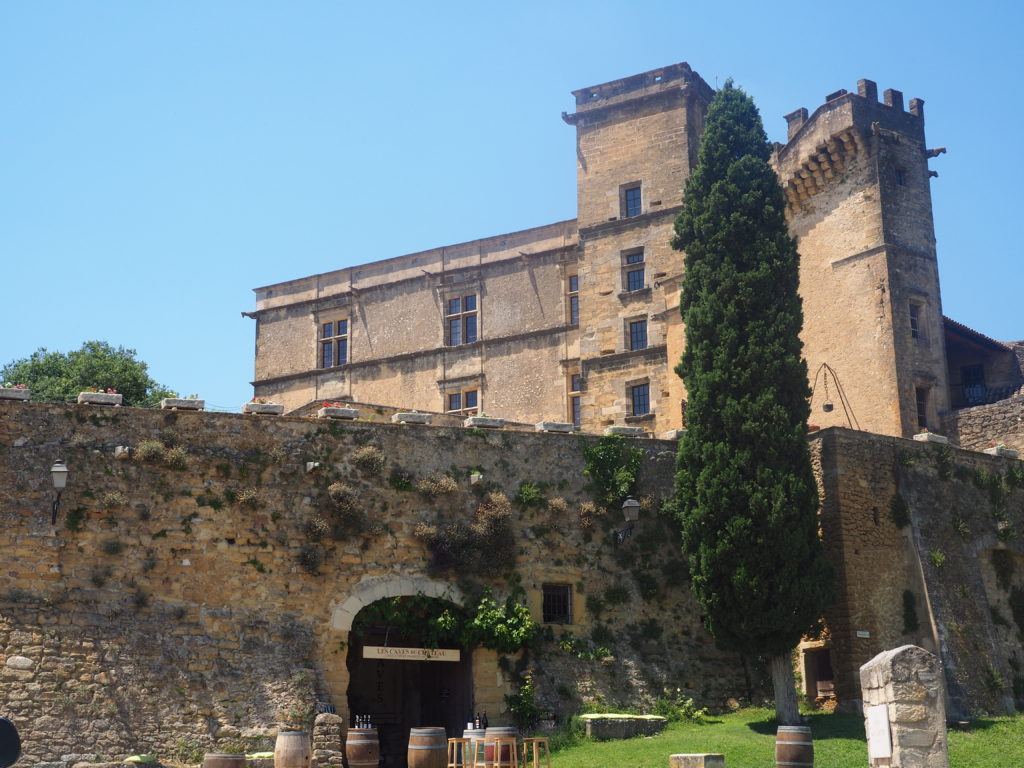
803;647;835;699
347;597;473;768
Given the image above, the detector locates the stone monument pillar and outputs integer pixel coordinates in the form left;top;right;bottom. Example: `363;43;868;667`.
859;645;949;768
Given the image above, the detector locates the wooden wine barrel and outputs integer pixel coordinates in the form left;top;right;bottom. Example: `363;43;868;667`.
483;726;518;765
275;730;312;768
407;727;447;768
345;727;380;768
203;755;246;768
775;725;813;767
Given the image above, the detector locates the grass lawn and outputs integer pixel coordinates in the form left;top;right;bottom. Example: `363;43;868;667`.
548;708;1024;768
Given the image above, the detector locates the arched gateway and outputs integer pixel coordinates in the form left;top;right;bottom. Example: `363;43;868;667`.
331;577;475;768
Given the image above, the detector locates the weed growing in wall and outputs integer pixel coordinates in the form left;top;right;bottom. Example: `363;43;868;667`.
135;440;166;463
515;482;546;507
297;545;323;575
237;487;263;509
416;472;459;498
928;549;947;568
352;445;385;476
102;539;123;556
65;506;86;532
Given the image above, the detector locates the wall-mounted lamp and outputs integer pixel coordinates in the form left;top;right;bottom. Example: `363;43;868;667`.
50;460;68;525
622;496;640;522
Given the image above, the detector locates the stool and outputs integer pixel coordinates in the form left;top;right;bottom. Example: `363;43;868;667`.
447;738;472;768
488;737;518;768
521;738;550;768
469;737;487;768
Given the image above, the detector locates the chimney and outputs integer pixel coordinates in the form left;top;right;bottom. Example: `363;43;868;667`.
784;108;808;142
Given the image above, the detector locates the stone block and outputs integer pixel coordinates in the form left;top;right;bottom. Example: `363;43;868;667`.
669;756;725;768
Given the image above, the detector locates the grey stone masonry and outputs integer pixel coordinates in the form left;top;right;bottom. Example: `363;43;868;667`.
312;713;345;768
860;645;949;768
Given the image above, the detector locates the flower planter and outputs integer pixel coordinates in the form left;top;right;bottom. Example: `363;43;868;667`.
912;432;948;445
464;416;504;429
243;402;284;415
391;412;430;425
984;445;1020;459
605;425;646;437
660;429;686;440
78;392;123;406
317;406;359;420
160;398;205;411
0;388;30;402
535;420;574;433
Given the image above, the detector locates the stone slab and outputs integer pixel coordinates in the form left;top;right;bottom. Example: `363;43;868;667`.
669;755;725;768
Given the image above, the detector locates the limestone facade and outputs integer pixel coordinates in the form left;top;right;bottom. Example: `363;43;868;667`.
249;62;1020;444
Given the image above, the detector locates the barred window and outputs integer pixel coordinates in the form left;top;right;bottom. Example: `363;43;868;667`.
542;584;572;624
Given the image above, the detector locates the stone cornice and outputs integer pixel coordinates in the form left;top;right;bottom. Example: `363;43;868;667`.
578;205;683;241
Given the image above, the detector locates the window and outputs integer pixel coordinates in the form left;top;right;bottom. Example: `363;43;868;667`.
566;274;579;326
629;319;648;351
542;584;572;624
569;373;582;427
961;364;986;405
895;168;906;186
446;389;478;414
621;184;642;218
320;318;348;368
631;382;650;416
446;295;478;346
622;250;645;292
909;303;921;339
915;386;929;430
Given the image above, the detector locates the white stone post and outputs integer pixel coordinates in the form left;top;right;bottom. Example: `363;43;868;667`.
859;645;949;768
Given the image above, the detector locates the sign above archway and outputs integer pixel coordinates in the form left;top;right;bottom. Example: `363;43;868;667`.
363;646;461;662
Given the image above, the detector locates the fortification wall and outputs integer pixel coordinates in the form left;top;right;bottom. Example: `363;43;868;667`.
0;402;748;763
814;428;1024;717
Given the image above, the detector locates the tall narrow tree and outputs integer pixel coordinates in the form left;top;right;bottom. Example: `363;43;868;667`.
671;82;834;726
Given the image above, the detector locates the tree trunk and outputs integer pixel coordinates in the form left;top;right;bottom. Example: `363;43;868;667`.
770;652;801;726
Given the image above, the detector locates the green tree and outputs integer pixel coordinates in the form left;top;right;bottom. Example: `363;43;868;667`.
671;82;834;726
2;340;177;407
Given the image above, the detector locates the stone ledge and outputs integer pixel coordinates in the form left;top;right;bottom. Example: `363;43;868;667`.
580;714;667;740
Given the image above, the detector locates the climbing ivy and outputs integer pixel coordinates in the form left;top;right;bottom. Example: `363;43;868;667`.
582;435;643;507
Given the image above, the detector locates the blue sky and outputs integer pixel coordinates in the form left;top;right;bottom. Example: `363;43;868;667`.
3;1;1021;411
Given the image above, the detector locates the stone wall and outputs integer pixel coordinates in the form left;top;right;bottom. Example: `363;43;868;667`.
813;428;1024;717
943;394;1024;453
0;401;749;762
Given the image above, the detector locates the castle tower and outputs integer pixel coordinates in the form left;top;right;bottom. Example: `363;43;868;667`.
773;81;949;437
562;63;714;435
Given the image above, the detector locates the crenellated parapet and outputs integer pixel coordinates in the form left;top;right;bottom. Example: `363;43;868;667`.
772;78;927;218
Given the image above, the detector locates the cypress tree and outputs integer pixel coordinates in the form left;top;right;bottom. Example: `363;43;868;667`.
671;82;834;726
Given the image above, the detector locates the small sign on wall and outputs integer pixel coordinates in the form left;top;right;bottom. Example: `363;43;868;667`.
363;646;461;662
866;704;893;760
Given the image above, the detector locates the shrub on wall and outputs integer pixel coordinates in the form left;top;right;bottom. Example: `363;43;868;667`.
135;440;166;463
582;435;643;507
415;492;514;577
416;472;459;498
352;446;385;476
